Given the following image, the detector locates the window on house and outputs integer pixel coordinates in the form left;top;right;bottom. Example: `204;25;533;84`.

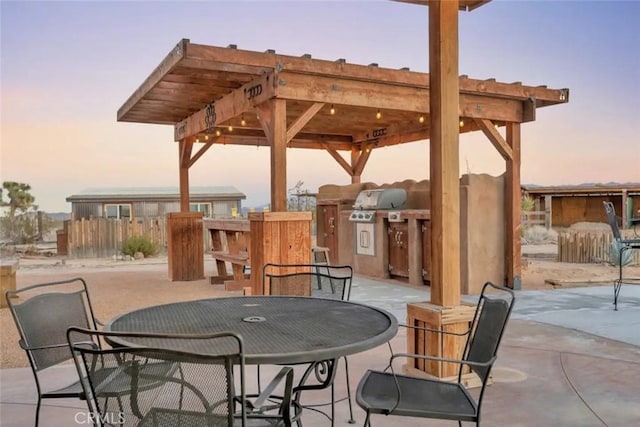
105;204;132;219
190;203;212;217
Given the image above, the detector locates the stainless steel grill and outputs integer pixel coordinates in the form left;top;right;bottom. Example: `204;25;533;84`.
348;189;407;223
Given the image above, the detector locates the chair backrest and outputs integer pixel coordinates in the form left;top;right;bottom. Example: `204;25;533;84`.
462;282;515;384
5;278;98;371
67;327;246;427
603;201;622;240
263;263;352;301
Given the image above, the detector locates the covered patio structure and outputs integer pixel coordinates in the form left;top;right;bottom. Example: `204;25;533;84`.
117;0;568;378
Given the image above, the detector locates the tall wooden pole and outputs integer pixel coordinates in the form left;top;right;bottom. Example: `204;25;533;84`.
505;122;522;289
429;0;461;307
351;147;361;183
178;139;192;212
270;99;288;211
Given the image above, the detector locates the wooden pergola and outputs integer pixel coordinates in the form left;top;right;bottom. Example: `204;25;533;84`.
117;0;569;375
118;0;568;377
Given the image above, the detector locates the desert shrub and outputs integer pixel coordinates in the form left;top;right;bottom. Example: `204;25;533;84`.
522;225;558;244
122;235;158;258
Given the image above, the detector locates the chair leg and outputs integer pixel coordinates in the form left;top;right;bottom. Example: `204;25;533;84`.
615;246;630;311
614;278;622;311
364;411;371;427
343;356;355;424
35;396;41;427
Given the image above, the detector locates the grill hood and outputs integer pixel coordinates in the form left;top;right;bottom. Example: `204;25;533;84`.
352;189;407;210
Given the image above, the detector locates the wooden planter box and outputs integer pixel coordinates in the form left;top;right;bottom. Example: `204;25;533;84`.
167;212;204;281
1;260;19;308
405;302;476;380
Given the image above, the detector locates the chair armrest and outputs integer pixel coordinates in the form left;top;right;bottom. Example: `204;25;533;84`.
19;339;69;351
389;352;496;369
398;323;471;337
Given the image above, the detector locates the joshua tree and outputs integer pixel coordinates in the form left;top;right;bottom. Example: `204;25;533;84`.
0;181;39;243
1;181;35;217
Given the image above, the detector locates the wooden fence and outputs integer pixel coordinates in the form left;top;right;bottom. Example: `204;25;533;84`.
557;230;640;264
61;218;170;258
522;210;549;229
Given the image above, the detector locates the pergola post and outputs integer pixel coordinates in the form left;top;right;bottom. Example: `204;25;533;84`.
178;139;192;212
258;99;288;212
406;0;476;381
429;0;461;307
351;148;361;184
167;138;204;281
505;122;522;289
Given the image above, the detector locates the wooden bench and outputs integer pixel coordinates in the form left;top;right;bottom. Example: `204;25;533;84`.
203;219;251;293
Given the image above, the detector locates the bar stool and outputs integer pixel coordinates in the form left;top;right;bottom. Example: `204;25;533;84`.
312;246;331;266
312;246;331;291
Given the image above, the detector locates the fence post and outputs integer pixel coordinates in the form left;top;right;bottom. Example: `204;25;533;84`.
544;195;552;230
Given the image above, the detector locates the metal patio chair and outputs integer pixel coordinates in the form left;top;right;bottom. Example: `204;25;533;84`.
5;278;103;426
262;263;355;425
67;327;297;426
603;201;640;310
356;281;515;427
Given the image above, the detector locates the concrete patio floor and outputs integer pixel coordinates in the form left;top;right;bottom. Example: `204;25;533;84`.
2;274;640;426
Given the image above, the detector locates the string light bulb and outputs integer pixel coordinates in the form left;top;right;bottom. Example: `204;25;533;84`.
240;115;246;126
228;124;233;132
215;129;221;137
195;137;199;143
419;115;425;123
330;104;335;115
376;110;382;120
459;120;464;128
204;135;209;141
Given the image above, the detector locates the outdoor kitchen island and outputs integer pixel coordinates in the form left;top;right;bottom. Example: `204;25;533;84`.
316;175;507;295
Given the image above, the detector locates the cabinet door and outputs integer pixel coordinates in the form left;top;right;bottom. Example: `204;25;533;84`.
388;222;409;278
320;205;338;263
421;220;431;284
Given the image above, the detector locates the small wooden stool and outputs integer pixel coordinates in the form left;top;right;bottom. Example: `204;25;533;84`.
312;246;331;266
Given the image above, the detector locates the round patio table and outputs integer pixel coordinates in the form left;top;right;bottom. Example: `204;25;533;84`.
105;296;397;364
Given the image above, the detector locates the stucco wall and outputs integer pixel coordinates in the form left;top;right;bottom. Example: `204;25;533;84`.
460;174;505;294
317;174;506;295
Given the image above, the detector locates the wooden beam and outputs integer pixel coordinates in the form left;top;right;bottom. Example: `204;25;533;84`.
278;71;526;122
351;148;362;184
475;118;512;160
429;0;461;307
523;97;536;122
505;122;522;290
188;141;214;168
256;103;274;142
174;72;276;141
353;144;373;177
267;99;288;212
278;71;429;113
286;102;325;142
323;144;354;176
178;139;193;212
118;39;187;121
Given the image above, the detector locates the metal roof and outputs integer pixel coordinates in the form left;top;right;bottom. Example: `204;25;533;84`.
67;186;245;202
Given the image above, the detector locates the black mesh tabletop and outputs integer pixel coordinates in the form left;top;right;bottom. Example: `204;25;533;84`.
106;296;398;364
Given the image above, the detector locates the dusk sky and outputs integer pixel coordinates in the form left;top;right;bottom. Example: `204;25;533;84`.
2;0;639;212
